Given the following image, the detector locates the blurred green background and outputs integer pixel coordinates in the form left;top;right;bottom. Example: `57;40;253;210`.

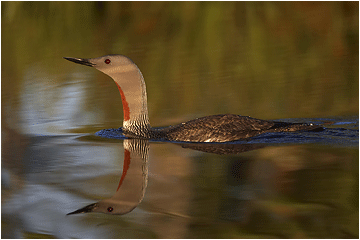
2;2;359;129
1;2;358;238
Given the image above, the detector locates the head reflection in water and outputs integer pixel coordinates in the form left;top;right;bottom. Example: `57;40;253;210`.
67;139;149;215
67;200;136;215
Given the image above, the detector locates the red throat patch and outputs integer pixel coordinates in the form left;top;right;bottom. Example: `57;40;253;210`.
115;83;130;121
117;149;131;191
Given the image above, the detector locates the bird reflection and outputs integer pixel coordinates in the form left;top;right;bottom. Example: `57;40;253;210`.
177;142;265;155
67;139;149;215
68;137;263;215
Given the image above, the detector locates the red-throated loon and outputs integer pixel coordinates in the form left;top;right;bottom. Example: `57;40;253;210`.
64;55;322;142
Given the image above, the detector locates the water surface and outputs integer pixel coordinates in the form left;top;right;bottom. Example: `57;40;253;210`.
2;116;358;238
2;2;358;238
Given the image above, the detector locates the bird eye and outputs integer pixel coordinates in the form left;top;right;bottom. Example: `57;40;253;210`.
105;59;111;64
107;207;113;212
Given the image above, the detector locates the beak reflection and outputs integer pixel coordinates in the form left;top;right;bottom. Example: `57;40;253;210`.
67;203;97;215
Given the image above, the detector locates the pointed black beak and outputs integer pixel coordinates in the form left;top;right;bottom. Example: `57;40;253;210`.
63;57;95;67
67;203;97;215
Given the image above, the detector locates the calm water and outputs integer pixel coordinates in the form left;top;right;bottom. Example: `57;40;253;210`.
2;114;358;238
2;2;359;238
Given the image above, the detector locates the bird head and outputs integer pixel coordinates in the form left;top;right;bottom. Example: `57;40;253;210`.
63;54;138;77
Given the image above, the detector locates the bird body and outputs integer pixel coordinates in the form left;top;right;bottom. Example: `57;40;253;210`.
64;55;322;142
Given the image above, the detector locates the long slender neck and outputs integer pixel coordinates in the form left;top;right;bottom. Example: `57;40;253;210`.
108;66;151;137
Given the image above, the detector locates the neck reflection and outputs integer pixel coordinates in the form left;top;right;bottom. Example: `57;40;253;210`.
67;138;149;215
